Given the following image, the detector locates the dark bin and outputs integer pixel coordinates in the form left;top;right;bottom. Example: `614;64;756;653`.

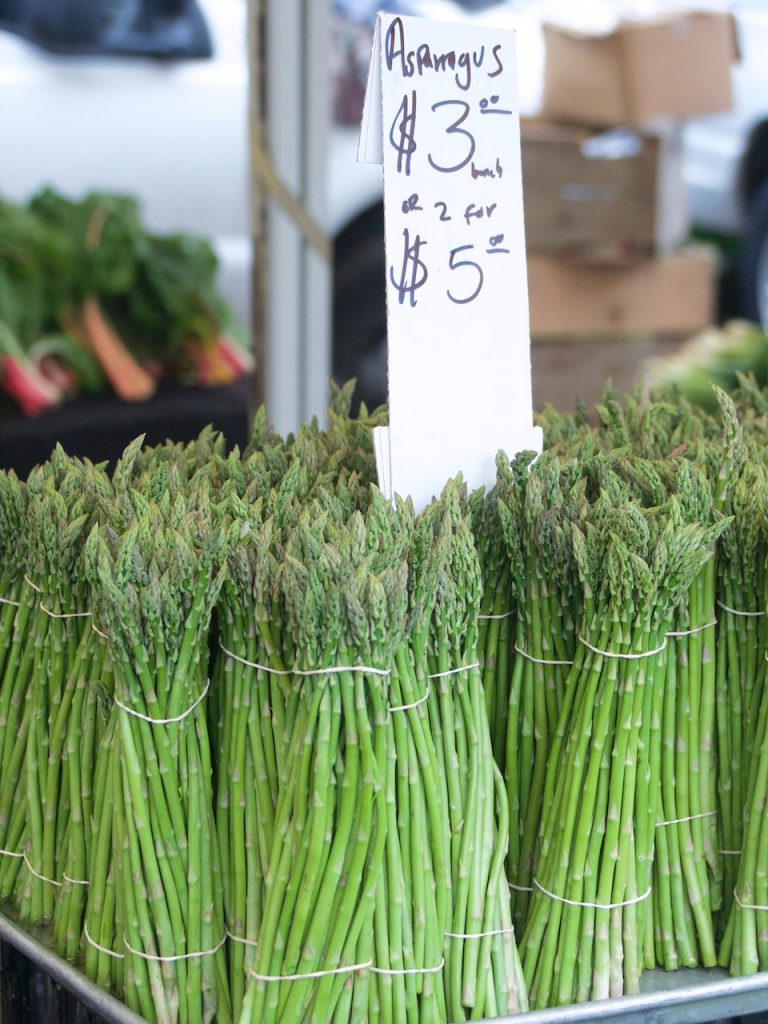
0;375;254;480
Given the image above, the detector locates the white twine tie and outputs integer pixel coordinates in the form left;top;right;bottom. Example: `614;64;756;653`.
578;636;667;660
63;872;90;886
533;878;651;910
389;687;430;713
656;810;716;828
370;958;444;976
250;960;372;982
24;574;43;594
508;881;534;893
734;890;768;912
218;640;390;678
114;679;211;725
23;852;61;887
428;663;480;680
446;927;515;940
717;600;765;618
84;922;125;960
666;620;718;638
40;603;92;620
226;926;259;949
124;933;226;962
514;644;573;667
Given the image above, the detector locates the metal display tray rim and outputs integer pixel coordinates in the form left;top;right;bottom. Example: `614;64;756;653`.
498;967;768;1024
0;910;146;1024
5;910;768;1024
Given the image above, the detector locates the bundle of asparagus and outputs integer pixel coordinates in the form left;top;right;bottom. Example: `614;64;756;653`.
725;603;768;977
377;505;449;1024
469;462;517;771
428;484;526;1021
619;457;724;971
7;452;110;928
713;453;768;930
520;486;726;1008
0;469;29;895
491;453;584;934
717;455;768;975
238;497;409;1024
215;467;321;1017
88;494;231;1024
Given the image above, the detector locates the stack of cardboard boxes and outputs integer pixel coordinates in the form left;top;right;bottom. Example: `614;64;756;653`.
523;9;737;340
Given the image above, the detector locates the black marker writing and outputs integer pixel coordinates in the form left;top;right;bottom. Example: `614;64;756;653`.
429;100;475;174
402;193;423;213
447;245;484;304
479;95;512;115
488;44;503;78
470;158;503;179
384;16;503;90
390;228;429;306
463;202;498;225
389;91;417;176
487;233;510;254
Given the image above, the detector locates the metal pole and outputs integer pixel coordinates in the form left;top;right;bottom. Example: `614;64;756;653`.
247;0;266;410
300;0;332;422
249;0;331;435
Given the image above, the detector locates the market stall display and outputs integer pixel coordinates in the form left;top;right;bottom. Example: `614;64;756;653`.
5;379;768;1022
0;189;253;417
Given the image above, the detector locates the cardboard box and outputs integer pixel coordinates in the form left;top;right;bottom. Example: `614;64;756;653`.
541;11;736;127
532;336;683;411
528;247;716;337
522;120;688;262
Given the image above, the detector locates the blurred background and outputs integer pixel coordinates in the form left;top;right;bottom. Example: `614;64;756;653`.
0;0;766;475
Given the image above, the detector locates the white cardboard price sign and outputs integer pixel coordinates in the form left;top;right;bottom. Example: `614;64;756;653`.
359;11;542;512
